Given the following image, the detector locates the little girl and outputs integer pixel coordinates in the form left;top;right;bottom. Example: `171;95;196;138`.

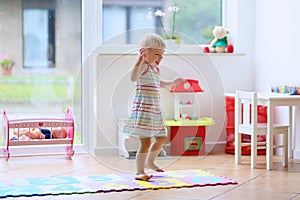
123;33;184;181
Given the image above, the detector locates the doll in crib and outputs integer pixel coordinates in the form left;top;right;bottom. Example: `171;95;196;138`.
12;127;68;140
40;127;68;139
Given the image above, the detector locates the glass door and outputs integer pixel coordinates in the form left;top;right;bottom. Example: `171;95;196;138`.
0;0;82;146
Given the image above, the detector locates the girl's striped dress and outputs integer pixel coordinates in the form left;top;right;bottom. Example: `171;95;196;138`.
123;65;167;138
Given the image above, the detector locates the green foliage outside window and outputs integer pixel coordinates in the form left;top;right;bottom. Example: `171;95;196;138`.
163;0;222;44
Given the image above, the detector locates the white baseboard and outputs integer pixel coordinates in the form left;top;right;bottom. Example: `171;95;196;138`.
293;149;300;159
94;147;118;156
93;141;227;157
206;141;227;153
0;141;227;158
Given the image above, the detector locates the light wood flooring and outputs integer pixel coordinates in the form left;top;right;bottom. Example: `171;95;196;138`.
1;151;300;200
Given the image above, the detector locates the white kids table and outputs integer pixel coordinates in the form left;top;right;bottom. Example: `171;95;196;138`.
226;92;300;170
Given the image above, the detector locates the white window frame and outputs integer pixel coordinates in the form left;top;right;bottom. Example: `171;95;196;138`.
82;0;102;155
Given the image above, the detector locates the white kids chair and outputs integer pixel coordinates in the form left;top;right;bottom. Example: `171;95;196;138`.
234;90;289;169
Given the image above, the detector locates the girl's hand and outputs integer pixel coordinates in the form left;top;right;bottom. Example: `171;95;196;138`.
160;78;184;89
139;48;146;56
173;77;185;86
136;48;146;66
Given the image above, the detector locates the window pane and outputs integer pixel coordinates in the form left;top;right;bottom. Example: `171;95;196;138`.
102;0;222;44
168;0;222;44
103;6;127;42
23;9;52;68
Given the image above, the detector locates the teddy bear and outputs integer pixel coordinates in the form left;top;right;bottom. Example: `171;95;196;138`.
203;25;234;53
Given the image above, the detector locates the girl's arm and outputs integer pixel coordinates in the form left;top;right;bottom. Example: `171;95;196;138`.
160;77;185;89
130;49;147;82
130;64;144;82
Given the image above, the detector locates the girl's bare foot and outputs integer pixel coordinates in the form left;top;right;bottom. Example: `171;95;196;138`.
145;163;164;172
135;173;153;181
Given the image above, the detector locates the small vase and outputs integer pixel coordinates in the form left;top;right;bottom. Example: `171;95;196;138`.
164;39;178;52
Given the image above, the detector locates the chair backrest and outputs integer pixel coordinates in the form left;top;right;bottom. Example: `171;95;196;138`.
235;91;257;132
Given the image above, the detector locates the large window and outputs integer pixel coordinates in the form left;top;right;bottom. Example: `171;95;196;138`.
0;0;82;146
102;0;222;44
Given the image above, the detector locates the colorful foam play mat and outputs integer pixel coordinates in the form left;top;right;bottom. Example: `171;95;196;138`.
0;169;237;198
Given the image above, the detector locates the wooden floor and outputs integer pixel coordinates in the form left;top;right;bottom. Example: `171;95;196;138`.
1;151;300;200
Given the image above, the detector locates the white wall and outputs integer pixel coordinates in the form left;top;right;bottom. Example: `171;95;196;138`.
254;0;300;158
254;0;298;91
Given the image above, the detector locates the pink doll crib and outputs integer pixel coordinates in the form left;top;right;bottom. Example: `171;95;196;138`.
2;107;75;161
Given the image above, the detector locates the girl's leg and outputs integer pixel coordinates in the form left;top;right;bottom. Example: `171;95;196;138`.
145;136;167;172
135;137;152;181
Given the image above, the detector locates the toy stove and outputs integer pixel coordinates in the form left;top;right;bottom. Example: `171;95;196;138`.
170;79;204;120
167;79;213;156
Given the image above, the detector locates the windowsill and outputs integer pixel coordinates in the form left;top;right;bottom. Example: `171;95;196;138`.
93;44;246;56
201;53;246;56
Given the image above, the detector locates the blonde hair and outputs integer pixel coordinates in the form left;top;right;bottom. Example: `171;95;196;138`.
138;33;166;50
